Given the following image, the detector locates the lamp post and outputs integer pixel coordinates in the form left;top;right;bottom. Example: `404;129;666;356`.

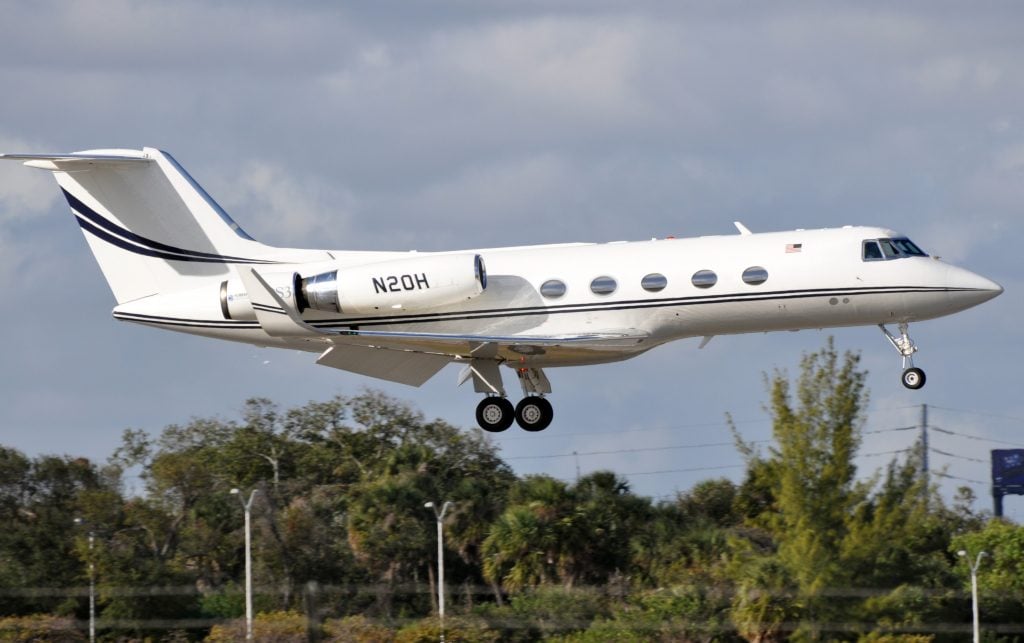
73;518;95;643
424;501;453;642
958;549;988;643
231;488;259;641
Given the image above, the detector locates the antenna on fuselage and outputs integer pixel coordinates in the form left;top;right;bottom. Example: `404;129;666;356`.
733;221;752;235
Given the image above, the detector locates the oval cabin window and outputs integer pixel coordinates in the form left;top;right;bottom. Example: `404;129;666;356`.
540;279;566;298
742;266;769;285
590;276;617;295
641;273;668;292
691;270;717;289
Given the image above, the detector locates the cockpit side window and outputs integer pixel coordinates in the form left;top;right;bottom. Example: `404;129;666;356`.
863;237;929;262
863;240;883;261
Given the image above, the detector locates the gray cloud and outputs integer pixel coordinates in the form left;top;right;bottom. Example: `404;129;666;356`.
0;1;1020;517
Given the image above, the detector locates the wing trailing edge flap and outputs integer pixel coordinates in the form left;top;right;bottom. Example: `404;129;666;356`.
317;344;450;387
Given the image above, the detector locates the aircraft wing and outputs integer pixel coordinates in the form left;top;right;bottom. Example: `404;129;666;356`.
236;267;650;386
313;328;647;386
327;328;649;349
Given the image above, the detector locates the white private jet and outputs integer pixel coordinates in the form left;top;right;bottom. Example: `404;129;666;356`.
0;148;1003;432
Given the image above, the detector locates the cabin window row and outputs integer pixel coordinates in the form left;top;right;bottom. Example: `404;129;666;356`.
539;266;769;298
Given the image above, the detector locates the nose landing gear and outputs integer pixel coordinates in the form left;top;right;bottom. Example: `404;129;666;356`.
879;323;926;390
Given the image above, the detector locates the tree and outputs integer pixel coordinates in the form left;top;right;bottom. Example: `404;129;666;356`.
0;448;117;617
728;339;868;640
950;519;1024;626
482;472;651;593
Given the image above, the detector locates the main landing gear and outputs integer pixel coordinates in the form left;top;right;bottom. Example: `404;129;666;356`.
464;361;555;432
879;323;926;390
474;395;554;433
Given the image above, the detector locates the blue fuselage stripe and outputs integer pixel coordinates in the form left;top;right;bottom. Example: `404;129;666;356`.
63;188;276;264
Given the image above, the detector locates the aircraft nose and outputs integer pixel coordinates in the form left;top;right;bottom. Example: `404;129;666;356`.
946;264;1003;307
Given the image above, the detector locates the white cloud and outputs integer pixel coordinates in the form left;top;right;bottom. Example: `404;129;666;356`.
211;160;357;249
0;135;59;217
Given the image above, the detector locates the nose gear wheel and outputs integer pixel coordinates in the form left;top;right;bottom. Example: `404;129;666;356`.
879;323;927;390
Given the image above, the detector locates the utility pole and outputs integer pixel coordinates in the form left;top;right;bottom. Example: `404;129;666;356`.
231;488;259;641
958;549;988;643
920;403;929;502
425;501;453;643
73;518;95;643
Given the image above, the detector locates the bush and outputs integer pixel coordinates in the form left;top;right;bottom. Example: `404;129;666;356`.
395;615;499;643
323;614;395;642
857;635;934;643
205;610;308;642
475;586;606;641
0;615;86;641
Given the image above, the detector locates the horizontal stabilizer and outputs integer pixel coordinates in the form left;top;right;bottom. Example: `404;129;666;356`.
0;150;151;170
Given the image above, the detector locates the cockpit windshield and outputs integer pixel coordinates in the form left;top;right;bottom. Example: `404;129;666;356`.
862;237;928;261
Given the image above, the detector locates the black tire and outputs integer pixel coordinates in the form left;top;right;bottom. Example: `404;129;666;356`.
901;367;926;390
476;397;514;432
515;397;554;432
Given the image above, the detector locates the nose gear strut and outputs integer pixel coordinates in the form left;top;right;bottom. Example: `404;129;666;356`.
879;323;926;390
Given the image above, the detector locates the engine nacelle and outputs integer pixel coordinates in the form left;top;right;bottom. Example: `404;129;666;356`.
298;253;486;314
220;271;301;321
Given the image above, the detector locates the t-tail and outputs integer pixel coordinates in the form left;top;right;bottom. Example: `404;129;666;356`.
0;148;286;304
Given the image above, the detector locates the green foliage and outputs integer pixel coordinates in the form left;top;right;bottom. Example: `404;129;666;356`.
0;614;85;641
766;339;866;596
204;610;308;642
572;585;737;642
0;363;1020;640
395;615;499;642
727;340;868;640
475;585;606;640
951;520;1024;595
857;634;934;643
322;615;394;642
482;472;650;592
950;519;1024;626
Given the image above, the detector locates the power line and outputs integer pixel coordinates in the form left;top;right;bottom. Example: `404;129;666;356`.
929;447;987;464
931;471;986;485
929;405;1024;426
858;448;912;458
505;439;768;461
499;402;928;444
621;464;745;477
864;425;917;434
498;417;767;442
929;425;1024;449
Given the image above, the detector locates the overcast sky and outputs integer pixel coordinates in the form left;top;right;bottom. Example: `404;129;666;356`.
0;1;1021;518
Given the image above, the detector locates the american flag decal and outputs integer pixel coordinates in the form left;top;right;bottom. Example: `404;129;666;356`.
786;243;802;253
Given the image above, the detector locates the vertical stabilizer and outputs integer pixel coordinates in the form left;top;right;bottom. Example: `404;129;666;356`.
3;148;277;304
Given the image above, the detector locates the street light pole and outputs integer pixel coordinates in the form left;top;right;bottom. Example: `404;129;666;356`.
425;501;453;643
958;549;988;643
73;518;95;643
232;488;259;641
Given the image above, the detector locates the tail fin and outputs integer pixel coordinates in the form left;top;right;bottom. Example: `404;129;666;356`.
3;148;276;304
